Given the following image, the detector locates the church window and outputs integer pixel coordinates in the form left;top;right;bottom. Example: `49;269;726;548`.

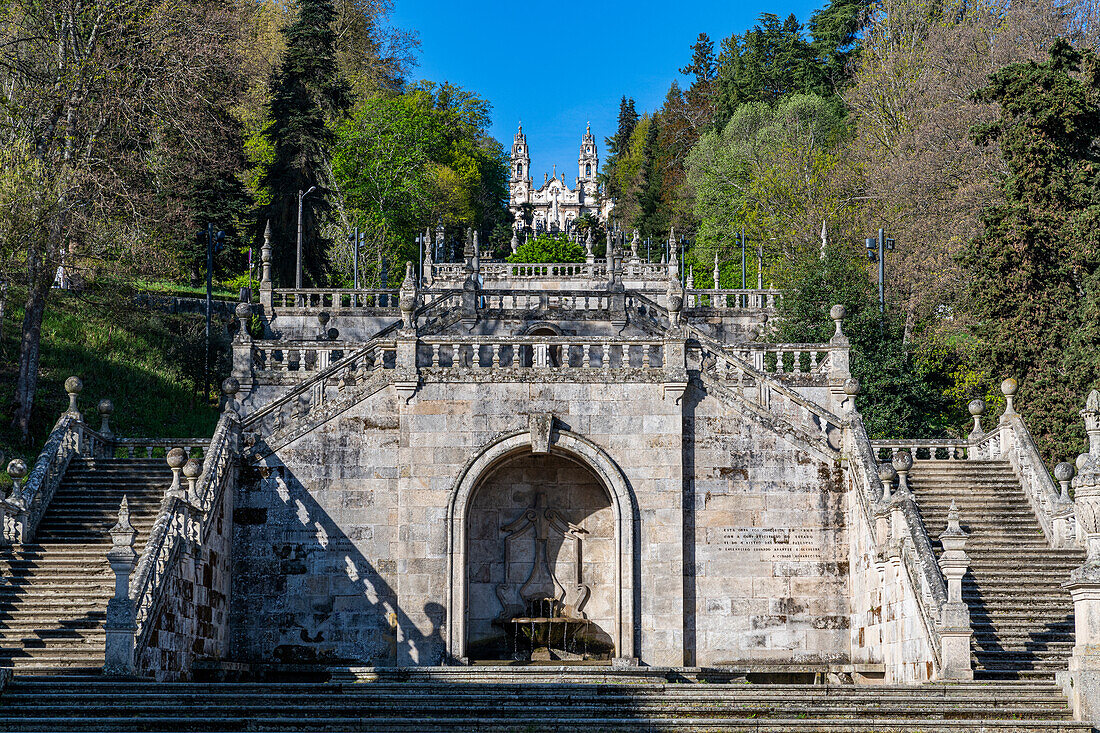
585;164;591;176
517;164;523;176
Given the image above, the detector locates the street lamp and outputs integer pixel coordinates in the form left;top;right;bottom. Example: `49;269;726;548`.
348;226;366;289
296;186;318;289
866;228;895;313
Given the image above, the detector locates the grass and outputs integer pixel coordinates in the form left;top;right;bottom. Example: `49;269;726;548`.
1;286;224;490
133;279;239;300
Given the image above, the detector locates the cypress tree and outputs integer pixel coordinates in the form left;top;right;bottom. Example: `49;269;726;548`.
960;40;1100;460
261;0;352;287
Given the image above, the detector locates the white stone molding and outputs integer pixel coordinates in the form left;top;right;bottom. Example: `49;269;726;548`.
445;429;637;664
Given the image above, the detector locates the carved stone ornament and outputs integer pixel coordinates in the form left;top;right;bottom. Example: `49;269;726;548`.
530;414;553;454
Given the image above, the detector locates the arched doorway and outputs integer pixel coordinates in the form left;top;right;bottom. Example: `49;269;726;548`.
466;452;615;661
446;429;636;664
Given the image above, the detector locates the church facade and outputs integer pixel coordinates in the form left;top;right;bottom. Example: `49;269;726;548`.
508;124;614;235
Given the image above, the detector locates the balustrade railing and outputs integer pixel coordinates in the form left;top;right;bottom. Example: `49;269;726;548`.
480;290;612;311
270;288;402;311
871;439;969;462
417;337;666;371
7;414;81;543
251;341;398;376
728;343;830;378
130;410;239;657
685;289;780;310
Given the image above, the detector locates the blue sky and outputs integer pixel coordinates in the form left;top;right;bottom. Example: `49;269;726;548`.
388;0;826;180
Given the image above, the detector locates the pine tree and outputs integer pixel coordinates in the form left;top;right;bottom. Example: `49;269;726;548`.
960;40;1100;460
261;0;352;287
602;97;638;201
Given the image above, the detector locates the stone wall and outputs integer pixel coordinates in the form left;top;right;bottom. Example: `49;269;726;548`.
684;381;849;669
137;484;235;680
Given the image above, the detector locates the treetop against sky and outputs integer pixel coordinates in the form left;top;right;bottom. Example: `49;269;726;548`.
389;0;825;179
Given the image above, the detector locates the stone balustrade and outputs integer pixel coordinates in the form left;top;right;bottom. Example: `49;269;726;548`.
479;290;613;311
726;343;830;378
685;289;779;310
870;439;969;462
270;288;402;312
252;341;397;377
417;337;667;371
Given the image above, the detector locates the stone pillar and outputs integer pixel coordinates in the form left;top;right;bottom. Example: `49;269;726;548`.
666;277;683;329
104;497;137;676
1054;462;1078;549
5;459;28;544
967;399;986;443
231;302;253;386
166;448;187;501
999;378;1018;423
97;399;114;441
662;337;688;403
64;376;83;420
828;305;850;415
937;500;973;680
259;220;273;311
1063;389;1100;723
399;261;418;331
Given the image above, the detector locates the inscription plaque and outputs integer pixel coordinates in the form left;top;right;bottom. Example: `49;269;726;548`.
717;527;822;561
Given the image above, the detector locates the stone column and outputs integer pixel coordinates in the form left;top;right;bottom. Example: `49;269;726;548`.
662;337;688;403
231;302;253;386
104;497;137;676
1054;462;1078;549
5;459;27;544
97;399;114;442
64;376;83;420
967;399;986;448
1063;389;1100;722
827;305;850;415
259;220;273;312
937;500;973;680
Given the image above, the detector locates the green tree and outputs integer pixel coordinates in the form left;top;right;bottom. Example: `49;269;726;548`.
506;233;586;264
260;0;352;287
601;96;639;201
959;39;1100;460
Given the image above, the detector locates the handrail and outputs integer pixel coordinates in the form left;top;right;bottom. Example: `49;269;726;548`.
849;415;947;676
130;410;239;656
10;415;80;542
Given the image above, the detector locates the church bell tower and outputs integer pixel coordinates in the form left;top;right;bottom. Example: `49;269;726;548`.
511;124;531;201
578;122;598;193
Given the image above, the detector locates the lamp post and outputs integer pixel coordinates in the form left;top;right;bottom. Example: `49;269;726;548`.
348;227;366;289
740;229;747;289
866;228;895;313
296;186;318;289
204;223;225;402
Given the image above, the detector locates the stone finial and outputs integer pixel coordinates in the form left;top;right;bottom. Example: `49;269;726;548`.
261;220;273;285
109;496;135;549
510;230;519;254
1000;378;1018;418
968;398;986;438
713;252;720;290
892;450;913;493
235;302;252;343
630;230;640;259
585;230;594;260
97;399;114;439
399;261;418;330
668;227;679;278
942;500;965;541
166;448;187;497
64;376;83;418
6;458;27;498
1056;461;1076;503
222;377;240;415
183;458;202;504
1083;389;1100;455
842;378;860;414
829;305;847;344
666;272;683;328
878;464;897;502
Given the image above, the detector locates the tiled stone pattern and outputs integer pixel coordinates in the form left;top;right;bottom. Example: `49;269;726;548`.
138;489;234;680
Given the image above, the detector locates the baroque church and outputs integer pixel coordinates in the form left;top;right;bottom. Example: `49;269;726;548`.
508;123;614;235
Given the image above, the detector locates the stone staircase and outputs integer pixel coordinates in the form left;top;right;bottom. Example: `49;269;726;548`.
0;457;168;673
0;676;1089;731
909;459;1085;681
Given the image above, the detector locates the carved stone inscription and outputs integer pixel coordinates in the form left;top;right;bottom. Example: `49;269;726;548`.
717;527;822;561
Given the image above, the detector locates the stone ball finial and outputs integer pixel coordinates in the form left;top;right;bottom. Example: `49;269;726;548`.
892;450;913;472
877;464;898;484
236;301;252;320
968;399;986;417
1055;462;1076;482
844;378;861;396
6;458;28;481
64;376;83;395
222;377;240;397
317;311;330;326
97;398;114;416
830;304;846;322
1001;378;1018;397
183;458;202;480
166;448;187;470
